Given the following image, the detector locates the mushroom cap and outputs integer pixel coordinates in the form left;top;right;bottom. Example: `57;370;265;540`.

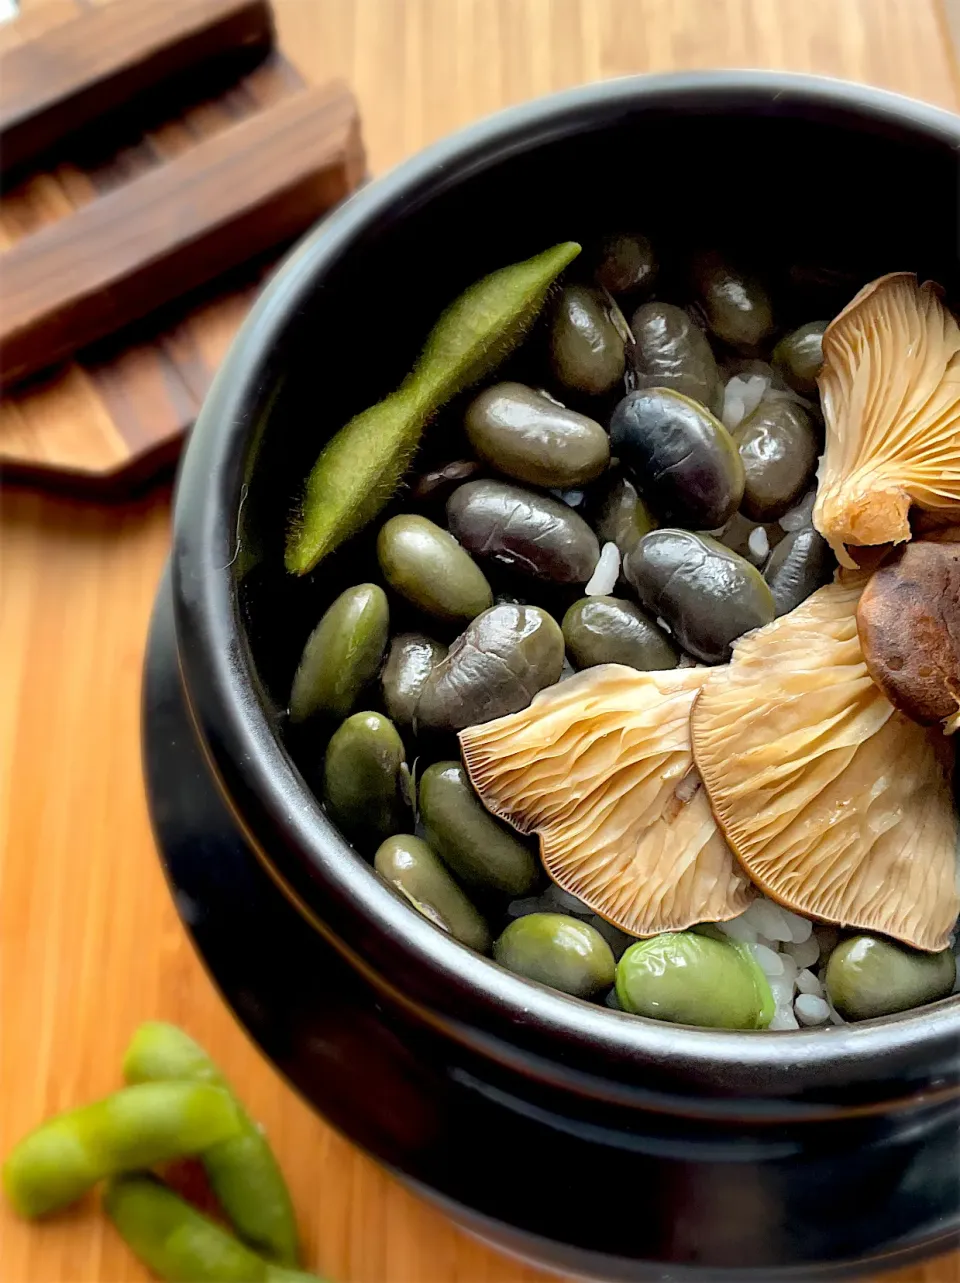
459;665;756;937
691;580;959;952
813;273;960;568
857;537;960;732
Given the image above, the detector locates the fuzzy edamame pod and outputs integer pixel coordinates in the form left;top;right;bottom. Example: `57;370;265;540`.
3;1082;241;1218
123;1022;299;1267
285;241;581;574
104;1175;325;1282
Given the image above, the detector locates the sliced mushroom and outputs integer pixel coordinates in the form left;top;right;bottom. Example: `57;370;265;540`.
813;273;960;568
691;580;959;952
459;665;756;937
857;538;960;732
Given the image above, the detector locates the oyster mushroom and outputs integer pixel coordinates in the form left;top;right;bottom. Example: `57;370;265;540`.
459;665;756;937
857;537;960;733
813;273;960;568
690;580;959;952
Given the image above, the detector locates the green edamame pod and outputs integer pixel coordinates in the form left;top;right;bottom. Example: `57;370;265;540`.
409;241;582;405
286;241;581;574
3;1082;240;1219
104;1175;326;1283
123;1023;299;1267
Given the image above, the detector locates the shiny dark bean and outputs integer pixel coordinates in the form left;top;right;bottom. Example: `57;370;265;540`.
447;480;600;584
550;285;626;395
717;512;784;567
763;525;835;617
594;233;657;297
734;399;820;521
691;252;775;353
416;603;565;732
411;460;482;503
590;473;657;558
464;382;609;489
609;388;744;531
624;529;775;663
772;321;827;396
628;301;723;416
380;632;446;726
562;597;678;671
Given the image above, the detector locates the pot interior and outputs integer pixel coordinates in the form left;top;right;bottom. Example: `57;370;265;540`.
195;81;960;1089
236;99;960;707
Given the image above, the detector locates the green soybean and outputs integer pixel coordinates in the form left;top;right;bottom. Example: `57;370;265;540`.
286;241;581;574
123;1023;299;1266
375;835;491;952
494;913;616;998
772;320;827;395
289;584;389;723
562;596;678;671
825;936;957;1022
3;1083;241;1219
616;932;774;1029
376;515;492;623
322;711;411;847
419;761;538;896
104;1175;326;1283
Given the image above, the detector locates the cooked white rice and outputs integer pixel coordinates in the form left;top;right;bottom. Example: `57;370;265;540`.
585;542;621;595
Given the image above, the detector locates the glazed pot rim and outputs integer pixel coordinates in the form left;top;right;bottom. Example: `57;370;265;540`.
171;69;960;1100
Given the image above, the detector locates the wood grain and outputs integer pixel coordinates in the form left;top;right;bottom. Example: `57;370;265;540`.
2;3;959;1282
0;78;363;389
0;0;273;176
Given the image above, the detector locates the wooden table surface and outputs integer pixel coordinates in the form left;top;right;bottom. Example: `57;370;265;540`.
3;2;960;1280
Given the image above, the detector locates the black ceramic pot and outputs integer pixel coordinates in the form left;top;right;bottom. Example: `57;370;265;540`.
144;71;960;1280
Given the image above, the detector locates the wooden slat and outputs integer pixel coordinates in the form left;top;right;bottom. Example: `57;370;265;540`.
0;79;363;389
0;47;314;491
0;0;273;174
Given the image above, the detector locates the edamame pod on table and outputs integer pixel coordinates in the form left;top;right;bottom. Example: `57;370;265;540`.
123;1022;299;1267
286;241;581;574
104;1175;326;1283
3;1082;240;1219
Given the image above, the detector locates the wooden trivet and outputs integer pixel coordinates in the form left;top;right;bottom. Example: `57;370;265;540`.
0;1;364;494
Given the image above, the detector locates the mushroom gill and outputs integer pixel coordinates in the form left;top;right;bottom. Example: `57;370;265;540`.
459;665;756;937
690;580;959;951
813;273;960;568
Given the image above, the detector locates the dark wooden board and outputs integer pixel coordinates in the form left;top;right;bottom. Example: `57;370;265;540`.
1;79;364;389
0;34;364;492
0;0;274;176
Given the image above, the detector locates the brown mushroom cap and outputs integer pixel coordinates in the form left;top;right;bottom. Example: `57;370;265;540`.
857;538;960;732
690;580;959;952
459;665;756;937
813;273;960;568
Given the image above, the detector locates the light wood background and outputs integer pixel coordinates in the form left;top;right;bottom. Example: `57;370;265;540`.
2;2;960;1280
